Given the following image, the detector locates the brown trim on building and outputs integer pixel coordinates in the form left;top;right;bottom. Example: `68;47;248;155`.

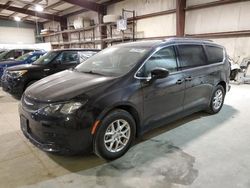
128;9;176;21
103;0;125;6
186;0;250;11
63;9;88;18
65;9;176;21
136;30;250;41
185;30;250;38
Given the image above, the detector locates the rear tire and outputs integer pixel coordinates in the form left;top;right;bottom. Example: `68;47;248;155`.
93;109;136;160
206;85;225;114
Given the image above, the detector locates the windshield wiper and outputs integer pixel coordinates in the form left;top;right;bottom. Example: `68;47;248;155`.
82;70;104;76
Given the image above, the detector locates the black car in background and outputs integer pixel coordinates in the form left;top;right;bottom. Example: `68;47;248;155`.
1;49;100;98
19;38;230;160
0;49;39;61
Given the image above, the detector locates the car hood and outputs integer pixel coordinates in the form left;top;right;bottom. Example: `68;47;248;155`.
25;70;116;102
6;64;42;71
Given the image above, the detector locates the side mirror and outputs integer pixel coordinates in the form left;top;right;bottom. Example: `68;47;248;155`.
151;68;169;80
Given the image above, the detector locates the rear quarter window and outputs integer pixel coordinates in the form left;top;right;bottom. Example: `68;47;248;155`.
205;46;224;64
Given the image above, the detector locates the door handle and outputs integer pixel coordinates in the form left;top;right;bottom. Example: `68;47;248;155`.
44;69;50;72
185;76;192;81
176;79;184;85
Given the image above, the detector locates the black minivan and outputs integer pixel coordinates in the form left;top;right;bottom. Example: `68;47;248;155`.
19;38;230;160
1;49;99;98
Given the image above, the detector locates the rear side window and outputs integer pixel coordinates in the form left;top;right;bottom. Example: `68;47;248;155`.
79;51;97;63
56;51;79;64
206;46;224;64
14;50;23;58
178;45;206;69
30;55;41;62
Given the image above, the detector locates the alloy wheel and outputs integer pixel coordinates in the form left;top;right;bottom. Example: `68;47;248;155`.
213;89;223;110
104;119;131;153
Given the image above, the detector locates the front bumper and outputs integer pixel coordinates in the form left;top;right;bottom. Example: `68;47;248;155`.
1;74;24;98
19;103;94;154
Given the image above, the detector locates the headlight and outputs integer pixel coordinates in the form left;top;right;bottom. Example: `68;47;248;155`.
8;70;27;78
43;104;61;114
60;102;83;114
40;101;87;115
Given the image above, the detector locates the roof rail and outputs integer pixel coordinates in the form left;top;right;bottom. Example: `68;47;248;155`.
163;37;213;42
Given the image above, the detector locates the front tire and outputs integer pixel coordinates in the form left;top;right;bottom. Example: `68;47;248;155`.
93;109;136;160
207;85;225;114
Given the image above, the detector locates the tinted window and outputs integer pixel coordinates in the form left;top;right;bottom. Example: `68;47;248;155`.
178;45;206;69
79;51;98;63
30;55;41;62
0;51;9;60
4;50;15;59
56;51;79;64
137;46;177;77
206;46;224;64
24;50;32;54
33;51;59;65
16;53;30;61
14;50;23;58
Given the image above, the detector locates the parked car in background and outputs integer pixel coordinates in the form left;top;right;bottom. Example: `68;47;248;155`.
0;51;45;78
0;49;40;61
18;38;231;160
1;48;100;98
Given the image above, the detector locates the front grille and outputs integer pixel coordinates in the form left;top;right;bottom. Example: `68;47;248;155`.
22;95;45;112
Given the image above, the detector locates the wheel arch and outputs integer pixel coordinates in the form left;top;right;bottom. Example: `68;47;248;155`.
95;103;141;137
217;80;226;92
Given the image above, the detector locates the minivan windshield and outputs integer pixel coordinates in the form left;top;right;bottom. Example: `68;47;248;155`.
33;51;58;65
75;46;150;77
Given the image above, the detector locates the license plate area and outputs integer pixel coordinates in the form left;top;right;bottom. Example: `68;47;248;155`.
20;116;30;133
